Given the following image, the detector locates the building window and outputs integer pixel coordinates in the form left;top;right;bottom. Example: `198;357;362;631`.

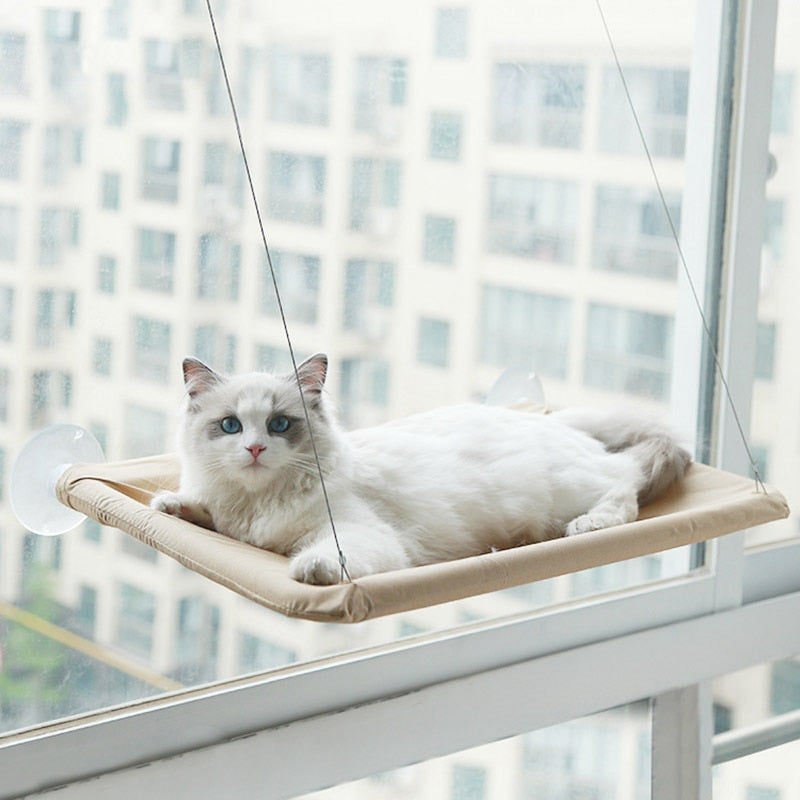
138;228;175;292
770;659;800;715
76;585;97;638
430;112;463;160
713;702;733;735
39;207;80;267
343;259;394;333
0;367;9;422
522;720;623;798
350;158;402;232
44;9;80;42
239;633;297;674
417;317;451;367
268;151;326;225
176;597;220;683
98;255;116;293
206;53;228;116
340;358;390;424
116;582;156;659
599;66;689;158
746;787;782;800
107;72;128;126
197;235;240;301
592;185;681;280
144;39;183;110
763;198;784;264
124;404;167;458
236;47;259;117
203;142;227;185
755;322;776;380
255;345;295;374
435;7;469;59
131;316;171;383
34;289;75;348
93;338;113;376
748;445;768;483
0;119;24;180
43;9;82;99
423;215;456;265
487;174;578;263
494;62;585;148
0;204;18;261
141;137;180;203
354;57;408;133
771;71;793;135
480;285;571;378
268;46;330;126
451;764;487;800
0;33;26;93
101;172;121;210
29;370;72;428
106;0;129;39
584;304;673;401
0;286;12;341
194;324;236;373
261;250;319;325
42;125;64;184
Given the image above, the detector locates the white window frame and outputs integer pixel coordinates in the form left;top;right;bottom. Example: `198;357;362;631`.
2;3;796;799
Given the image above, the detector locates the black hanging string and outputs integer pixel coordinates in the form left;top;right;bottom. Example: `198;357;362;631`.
204;0;351;580
593;0;767;494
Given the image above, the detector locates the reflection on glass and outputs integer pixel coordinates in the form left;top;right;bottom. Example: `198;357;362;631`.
0;0;702;737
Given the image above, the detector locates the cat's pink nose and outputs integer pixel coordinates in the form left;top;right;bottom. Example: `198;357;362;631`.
246;444;265;460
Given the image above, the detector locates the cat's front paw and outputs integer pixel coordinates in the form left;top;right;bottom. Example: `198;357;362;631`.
290;551;343;585
150;492;214;528
151;491;184;516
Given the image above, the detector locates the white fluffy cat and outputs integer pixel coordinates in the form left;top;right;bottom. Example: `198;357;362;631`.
151;354;691;585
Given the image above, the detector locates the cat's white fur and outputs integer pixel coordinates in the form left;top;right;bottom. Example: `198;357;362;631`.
151;354;691;585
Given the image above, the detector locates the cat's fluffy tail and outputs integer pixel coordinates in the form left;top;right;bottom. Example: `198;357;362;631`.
552;407;692;506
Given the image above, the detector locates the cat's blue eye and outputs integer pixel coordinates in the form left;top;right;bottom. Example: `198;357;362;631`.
268;415;290;434
220;416;242;434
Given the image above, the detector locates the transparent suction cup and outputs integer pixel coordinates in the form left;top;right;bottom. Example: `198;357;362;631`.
10;424;105;536
485;368;545;407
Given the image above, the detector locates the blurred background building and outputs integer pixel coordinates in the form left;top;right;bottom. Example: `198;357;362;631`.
0;1;798;797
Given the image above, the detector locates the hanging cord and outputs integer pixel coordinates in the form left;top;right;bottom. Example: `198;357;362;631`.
593;0;767;493
204;0;351;580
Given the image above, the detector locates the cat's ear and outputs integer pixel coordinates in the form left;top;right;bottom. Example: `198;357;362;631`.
183;358;222;399
295;354;328;400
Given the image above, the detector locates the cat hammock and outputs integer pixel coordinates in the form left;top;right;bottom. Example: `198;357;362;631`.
54;454;788;623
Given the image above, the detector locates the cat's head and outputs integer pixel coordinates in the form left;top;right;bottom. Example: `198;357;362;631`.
177;354;336;491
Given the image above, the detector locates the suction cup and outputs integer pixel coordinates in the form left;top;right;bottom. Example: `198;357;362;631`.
10;424;105;536
485;368;545;407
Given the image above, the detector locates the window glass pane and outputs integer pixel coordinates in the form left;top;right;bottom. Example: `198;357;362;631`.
297;704;650;800
0;0;707;736
746;0;799;545
713;655;800;799
430;112;463;160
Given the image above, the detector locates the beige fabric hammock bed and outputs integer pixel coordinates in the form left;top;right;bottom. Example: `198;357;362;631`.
54;454;789;623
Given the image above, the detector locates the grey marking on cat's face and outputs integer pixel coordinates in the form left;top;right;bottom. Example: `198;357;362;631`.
267;413;308;448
